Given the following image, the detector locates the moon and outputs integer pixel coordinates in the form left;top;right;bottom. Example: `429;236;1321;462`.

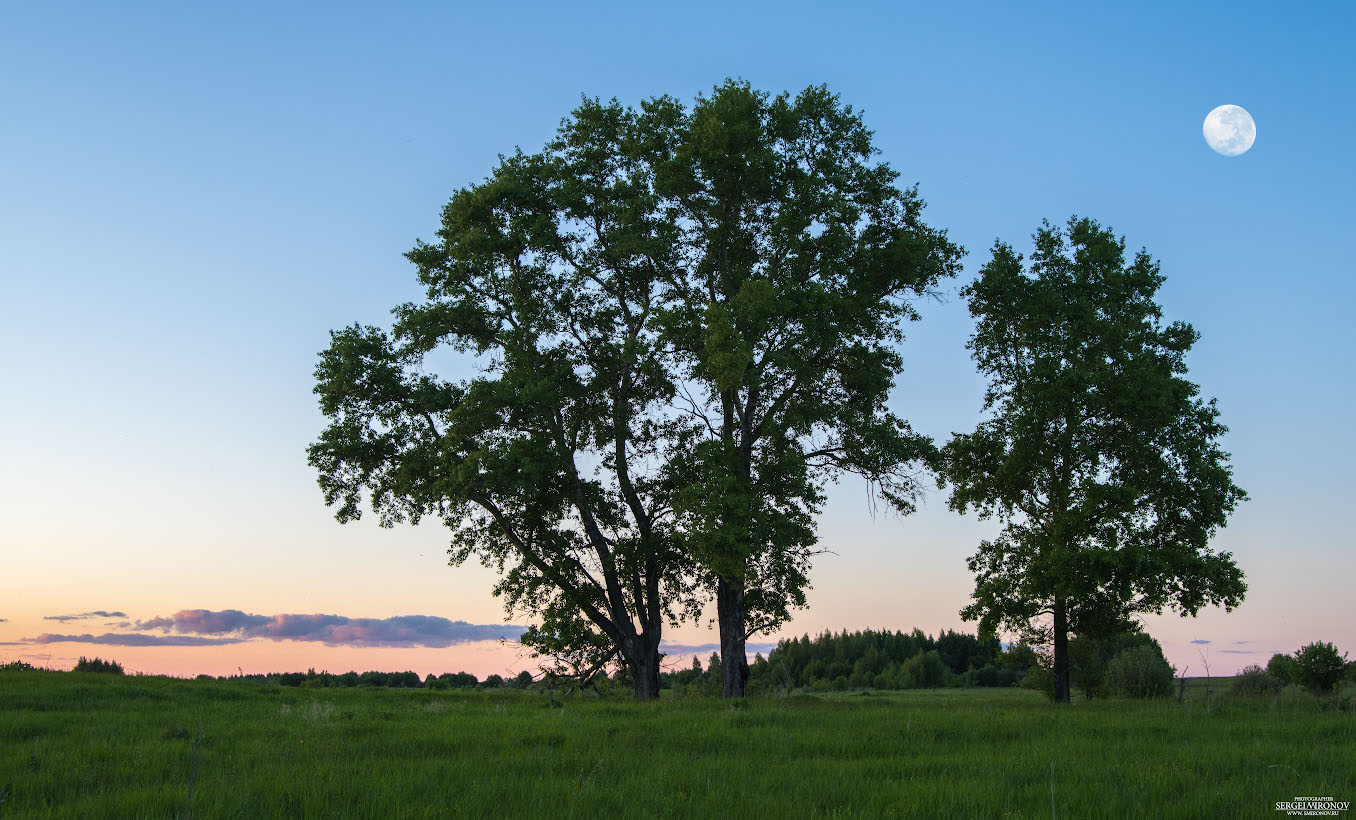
1203;105;1256;157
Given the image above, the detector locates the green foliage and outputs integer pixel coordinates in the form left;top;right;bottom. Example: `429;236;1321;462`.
72;657;123;675
940;217;1246;701
1266;652;1298;684
654;81;963;677
1069;631;1163;699
734;628;1020;692
1019;666;1056;700
1294;641;1348;694
1231;665;1284;697
308;81;961;698
1105;645;1174;698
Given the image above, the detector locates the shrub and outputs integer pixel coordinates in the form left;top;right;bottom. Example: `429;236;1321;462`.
1070;631;1164;699
1266;653;1298;684
73;657;124;675
1231;664;1284;697
1294;641;1348;694
1020;665;1056;700
1105;645;1173;698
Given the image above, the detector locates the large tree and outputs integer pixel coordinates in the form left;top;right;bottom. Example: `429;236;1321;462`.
309;101;697;699
940;217;1247;703
310;82;958;700
647;82;962;697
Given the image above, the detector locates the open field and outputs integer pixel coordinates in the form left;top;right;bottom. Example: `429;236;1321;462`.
2;669;1353;819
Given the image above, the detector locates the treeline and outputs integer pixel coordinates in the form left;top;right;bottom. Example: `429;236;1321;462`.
208;669;535;690
660;629;1038;694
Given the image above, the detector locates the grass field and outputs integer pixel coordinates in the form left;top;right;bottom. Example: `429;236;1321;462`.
2;669;1352;818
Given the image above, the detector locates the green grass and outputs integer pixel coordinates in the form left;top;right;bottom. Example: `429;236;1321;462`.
1;670;1352;818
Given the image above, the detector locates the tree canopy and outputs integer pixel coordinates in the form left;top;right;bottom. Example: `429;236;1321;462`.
939;217;1246;703
308;81;959;699
649;81;963;696
310;95;697;699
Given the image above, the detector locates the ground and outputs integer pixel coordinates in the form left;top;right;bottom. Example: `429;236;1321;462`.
1;669;1352;818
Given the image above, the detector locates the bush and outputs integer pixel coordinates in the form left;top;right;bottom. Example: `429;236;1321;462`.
1070;631;1164;699
1231;664;1284;697
73;657;124;675
1294;641;1348;694
1266;653;1298;684
1020;665;1056;700
1105;645;1173;698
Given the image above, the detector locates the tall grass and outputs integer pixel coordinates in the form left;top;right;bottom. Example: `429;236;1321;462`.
1;668;1351;818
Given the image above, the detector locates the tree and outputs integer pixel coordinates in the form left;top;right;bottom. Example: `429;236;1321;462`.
1265;652;1298;684
1293;641;1347;693
1068;629;1162;699
310;96;702;700
651;81;962;697
1104;643;1175;698
940;217;1247;703
310;81;959;700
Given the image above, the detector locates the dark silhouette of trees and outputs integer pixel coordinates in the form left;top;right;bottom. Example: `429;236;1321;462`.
653;81;961;696
940;217;1247;703
310;81;958;699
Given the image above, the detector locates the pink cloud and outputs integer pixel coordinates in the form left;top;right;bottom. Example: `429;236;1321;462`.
137;609;524;648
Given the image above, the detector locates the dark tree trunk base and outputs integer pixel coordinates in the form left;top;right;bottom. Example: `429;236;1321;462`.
717;576;750;698
1053;595;1071;704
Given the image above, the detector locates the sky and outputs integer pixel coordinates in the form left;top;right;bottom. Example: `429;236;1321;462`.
2;2;1352;679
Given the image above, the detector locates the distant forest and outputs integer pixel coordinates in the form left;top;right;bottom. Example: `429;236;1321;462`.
189;628;1036;694
679;629;1035;695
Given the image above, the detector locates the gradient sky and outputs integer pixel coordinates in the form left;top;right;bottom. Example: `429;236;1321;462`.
2;2;1352;679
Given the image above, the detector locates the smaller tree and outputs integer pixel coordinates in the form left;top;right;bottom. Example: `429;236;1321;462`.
1265;652;1298;684
1293;641;1347;694
1069;631;1162;699
73;656;123;675
1105;644;1174;698
940;217;1247;703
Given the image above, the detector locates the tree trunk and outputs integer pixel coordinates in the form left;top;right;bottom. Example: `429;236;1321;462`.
629;654;661;700
1052;595;1071;704
620;637;663;701
717;576;750;698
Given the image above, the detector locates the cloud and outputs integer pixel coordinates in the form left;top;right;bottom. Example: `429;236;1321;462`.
28;633;245;647
44;611;128;622
1190;639;1211;645
1218;650;1255;654
1233;640;1251;645
137;609;526;648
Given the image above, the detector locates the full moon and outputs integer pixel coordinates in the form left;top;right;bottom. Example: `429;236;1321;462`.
1203;104;1256;156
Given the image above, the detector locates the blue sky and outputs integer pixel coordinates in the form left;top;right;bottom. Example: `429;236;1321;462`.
2;2;1352;676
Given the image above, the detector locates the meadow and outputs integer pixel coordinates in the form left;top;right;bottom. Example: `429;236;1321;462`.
1;668;1352;819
